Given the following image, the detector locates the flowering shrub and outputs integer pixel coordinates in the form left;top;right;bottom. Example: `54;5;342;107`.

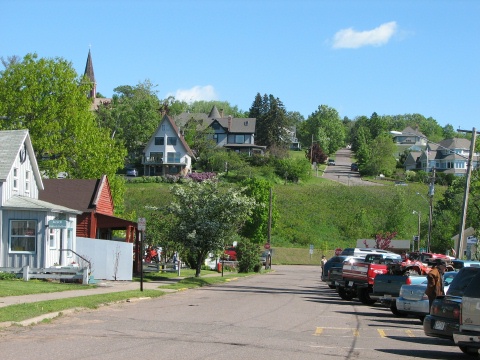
187;172;217;182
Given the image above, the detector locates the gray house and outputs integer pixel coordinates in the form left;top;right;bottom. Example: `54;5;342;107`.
175;106;266;155
0;130;81;268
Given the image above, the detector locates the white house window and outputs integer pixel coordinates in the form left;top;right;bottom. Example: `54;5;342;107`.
10;220;37;253
167;137;177;145
67;229;73;257
25;170;30;193
161;125;166;131
235;135;245;144
154;137;164;145
13;167;18;190
49;228;56;249
167;152;180;163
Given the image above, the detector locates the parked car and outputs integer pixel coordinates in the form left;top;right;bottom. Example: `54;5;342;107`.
259;250;271;267
223;247;237;261
453;270;480;355
126;168;138;177
350;163;358;171
424;267;480;340
451;259;480;271
396;271;457;321
327;159;336;166
322;255;350;288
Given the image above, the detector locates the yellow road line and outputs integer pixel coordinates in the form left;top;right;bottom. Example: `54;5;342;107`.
314;327;323;335
405;330;415;337
377;329;386;338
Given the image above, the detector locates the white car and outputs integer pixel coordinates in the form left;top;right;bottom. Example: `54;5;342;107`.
396;271;457;320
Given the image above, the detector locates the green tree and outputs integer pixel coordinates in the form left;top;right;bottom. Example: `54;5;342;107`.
0;53;126;210
362;134;397;176
249;93;290;149
240;178;278;244
95;80;162;165
297;105;345;155
168;181;255;277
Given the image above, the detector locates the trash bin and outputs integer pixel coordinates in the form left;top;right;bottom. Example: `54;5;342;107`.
217;262;222;273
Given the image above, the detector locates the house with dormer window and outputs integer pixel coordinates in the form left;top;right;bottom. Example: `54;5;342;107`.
175;105;266;155
0;130;82;268
416;138;479;175
142;114;194;176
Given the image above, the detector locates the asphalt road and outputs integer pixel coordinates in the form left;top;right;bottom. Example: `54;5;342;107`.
0;265;465;360
323;148;381;186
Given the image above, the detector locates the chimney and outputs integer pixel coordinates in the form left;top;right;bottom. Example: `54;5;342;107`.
220;109;224;117
228;115;232;130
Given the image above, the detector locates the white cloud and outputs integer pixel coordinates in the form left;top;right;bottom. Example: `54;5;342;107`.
167;85;218;103
332;21;397;49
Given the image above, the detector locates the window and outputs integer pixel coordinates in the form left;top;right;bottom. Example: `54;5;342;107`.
161;124;166;131
235;135;245;144
167;152;180;163
149;152;163;162
25;170;30;193
10;220;37;253
154;137;164;145
67;229;73;258
13;168;18;190
167;137;177;145
49;228;56;249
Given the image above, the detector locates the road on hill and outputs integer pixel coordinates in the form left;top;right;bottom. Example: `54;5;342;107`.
0;265;460;360
323;148;381;186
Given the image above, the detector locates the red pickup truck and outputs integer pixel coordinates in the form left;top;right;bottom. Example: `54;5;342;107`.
337;253;400;304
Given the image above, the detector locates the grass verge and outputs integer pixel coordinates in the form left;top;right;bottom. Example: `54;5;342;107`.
0;290;164;323
0;280;96;297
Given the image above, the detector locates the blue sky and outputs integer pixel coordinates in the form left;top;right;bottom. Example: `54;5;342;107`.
2;0;479;131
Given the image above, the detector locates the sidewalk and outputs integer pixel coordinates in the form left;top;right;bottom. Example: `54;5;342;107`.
0;279;178;309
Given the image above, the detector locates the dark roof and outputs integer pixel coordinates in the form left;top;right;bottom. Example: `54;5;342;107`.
208;105;221;118
84;49;95;83
39;178;103;213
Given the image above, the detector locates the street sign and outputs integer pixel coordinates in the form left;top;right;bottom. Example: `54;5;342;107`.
138;217;146;231
467;235;478;244
48;220;68;229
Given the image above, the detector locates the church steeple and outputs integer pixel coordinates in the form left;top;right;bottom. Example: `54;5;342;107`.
84;49;96;99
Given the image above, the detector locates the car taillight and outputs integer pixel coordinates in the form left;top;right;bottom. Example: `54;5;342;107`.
431;304;439;315
406;277;412;285
459;303;463;325
453;308;460;319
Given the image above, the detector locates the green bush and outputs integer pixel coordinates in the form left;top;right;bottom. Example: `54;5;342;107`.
236;238;261;273
0;272;18;280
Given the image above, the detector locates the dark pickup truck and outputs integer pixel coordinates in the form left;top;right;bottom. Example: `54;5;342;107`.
371;273;427;315
336;253;399;305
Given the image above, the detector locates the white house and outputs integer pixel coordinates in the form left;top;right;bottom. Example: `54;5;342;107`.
0;130;82;268
142;115;194;176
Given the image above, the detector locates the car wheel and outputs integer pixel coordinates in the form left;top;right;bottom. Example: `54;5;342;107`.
358;288;376;305
328;284;336;289
459;345;479;356
338;287;354;301
390;302;408;317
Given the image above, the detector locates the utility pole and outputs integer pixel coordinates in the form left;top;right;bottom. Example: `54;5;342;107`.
456;127;477;259
427;168;435;253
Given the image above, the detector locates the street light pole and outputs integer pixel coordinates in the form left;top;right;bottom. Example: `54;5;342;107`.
413;210;421;252
427;168;435;253
456;127;477;259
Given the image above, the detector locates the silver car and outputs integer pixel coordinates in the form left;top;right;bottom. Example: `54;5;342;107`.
396;271;457;321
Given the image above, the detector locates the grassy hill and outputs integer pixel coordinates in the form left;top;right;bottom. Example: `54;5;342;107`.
124;174;443;254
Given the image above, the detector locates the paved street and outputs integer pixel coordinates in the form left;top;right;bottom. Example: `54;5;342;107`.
0;265;464;360
323;148;381;186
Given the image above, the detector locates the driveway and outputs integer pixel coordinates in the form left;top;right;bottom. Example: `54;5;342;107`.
323;148;381;186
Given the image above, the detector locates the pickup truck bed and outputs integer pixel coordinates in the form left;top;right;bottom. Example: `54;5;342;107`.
372;274;427;315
